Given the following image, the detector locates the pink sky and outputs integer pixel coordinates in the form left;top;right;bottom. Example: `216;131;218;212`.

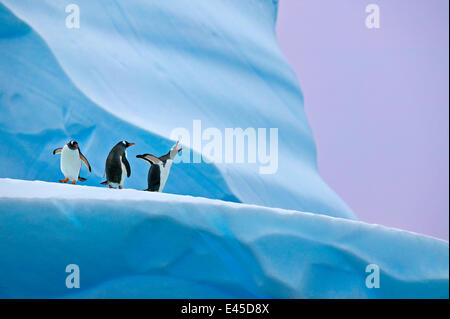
276;0;449;240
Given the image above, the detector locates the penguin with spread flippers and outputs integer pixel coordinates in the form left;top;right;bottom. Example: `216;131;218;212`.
101;140;135;189
136;141;183;192
53;140;91;184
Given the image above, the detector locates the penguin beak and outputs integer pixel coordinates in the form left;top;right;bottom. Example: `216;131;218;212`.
174;141;183;152
128;143;135;146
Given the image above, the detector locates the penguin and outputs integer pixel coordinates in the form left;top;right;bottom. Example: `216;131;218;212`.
101;140;135;189
136;141;183;192
53;140;91;184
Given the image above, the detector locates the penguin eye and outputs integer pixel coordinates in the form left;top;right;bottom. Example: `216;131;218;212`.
122;141;126;145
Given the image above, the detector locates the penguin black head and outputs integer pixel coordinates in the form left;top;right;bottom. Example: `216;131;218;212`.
169;141;183;160
117;140;135;149
67;140;79;150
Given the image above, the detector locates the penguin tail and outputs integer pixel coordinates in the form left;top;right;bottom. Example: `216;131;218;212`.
78;177;87;182
101;181;108;185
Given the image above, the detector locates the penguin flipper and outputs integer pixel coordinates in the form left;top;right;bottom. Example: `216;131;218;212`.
122;155;131;178
53;147;62;155
100;181;108;185
136;154;160;165
79;151;91;172
78;176;87;182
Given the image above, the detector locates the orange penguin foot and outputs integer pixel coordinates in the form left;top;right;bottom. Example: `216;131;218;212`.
119;185;123;189
109;185;114;189
60;178;69;183
71;180;77;185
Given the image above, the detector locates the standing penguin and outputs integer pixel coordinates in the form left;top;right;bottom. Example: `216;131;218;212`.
53;140;91;184
101;140;135;189
136;141;183;192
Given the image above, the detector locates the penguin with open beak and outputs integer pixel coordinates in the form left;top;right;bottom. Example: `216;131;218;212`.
101;140;135;189
136;141;183;192
53;140;91;184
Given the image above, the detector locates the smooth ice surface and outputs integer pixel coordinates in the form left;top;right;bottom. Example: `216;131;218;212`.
0;0;354;219
0;178;448;298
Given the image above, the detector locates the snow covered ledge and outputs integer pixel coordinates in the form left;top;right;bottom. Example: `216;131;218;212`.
0;178;448;298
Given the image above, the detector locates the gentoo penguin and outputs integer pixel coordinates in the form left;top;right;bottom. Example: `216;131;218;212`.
101;140;135;189
136;141;183;192
53;140;91;184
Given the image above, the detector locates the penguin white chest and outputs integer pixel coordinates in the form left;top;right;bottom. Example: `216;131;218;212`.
117;150;128;186
60;145;81;181
120;156;127;186
159;159;173;192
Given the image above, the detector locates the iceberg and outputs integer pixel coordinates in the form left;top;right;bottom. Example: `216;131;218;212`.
0;0;354;219
0;1;448;299
0;178;448;298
